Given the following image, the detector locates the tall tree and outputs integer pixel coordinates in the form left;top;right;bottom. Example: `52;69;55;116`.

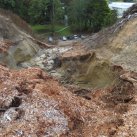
69;0;117;32
28;0;63;24
0;0;31;22
0;0;16;10
28;0;49;24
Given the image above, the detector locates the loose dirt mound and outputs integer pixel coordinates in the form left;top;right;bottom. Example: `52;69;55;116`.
0;65;137;136
0;11;41;68
0;65;86;136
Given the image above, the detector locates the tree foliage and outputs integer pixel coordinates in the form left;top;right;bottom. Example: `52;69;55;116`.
0;0;64;24
0;0;16;10
69;0;117;32
28;0;50;24
0;0;117;32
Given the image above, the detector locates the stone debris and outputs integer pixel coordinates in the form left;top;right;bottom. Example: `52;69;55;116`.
0;65;89;136
20;46;73;71
0;65;137;136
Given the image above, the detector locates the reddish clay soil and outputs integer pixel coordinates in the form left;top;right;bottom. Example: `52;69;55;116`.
0;64;137;137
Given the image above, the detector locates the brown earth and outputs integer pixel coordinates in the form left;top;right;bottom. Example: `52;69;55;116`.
1;4;137;137
0;64;137;137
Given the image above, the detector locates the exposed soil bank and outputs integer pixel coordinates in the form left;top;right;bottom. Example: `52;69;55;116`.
0;9;52;69
58;52;120;89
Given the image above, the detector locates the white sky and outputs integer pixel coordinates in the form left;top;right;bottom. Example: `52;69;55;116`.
109;2;134;9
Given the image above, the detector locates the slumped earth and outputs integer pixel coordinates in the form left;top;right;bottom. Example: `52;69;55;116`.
1;5;137;137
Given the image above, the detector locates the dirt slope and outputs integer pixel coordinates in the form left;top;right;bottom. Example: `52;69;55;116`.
111;17;137;71
1;4;137;137
0;64;137;137
83;6;137;72
0;10;40;68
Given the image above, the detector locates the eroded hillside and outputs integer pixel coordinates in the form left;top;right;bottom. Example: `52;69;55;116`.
0;9;51;68
83;4;137;72
1;4;137;137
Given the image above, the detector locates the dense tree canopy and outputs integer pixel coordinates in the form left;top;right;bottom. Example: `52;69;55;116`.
69;0;117;32
0;0;117;33
0;0;64;24
28;0;50;24
0;0;30;22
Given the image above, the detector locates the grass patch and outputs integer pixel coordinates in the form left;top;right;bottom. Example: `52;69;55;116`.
57;27;72;36
31;25;50;33
31;24;72;36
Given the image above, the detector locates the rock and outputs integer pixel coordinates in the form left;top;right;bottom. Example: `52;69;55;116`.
19;62;32;68
40;54;46;59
